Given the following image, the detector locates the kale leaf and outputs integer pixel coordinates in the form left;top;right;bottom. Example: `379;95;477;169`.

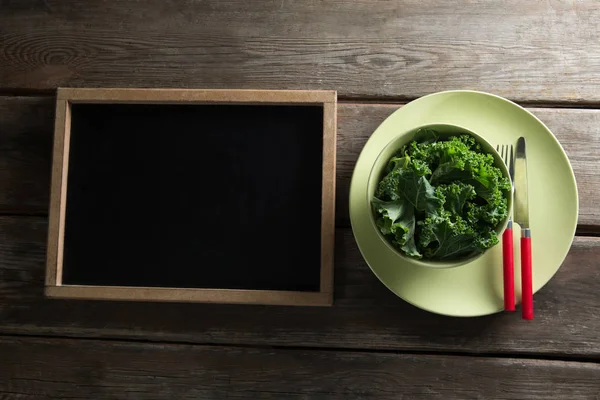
418;211;499;260
436;183;476;217
373;198;421;258
375;155;442;215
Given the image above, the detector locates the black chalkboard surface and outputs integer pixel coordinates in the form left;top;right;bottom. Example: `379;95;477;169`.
62;103;324;292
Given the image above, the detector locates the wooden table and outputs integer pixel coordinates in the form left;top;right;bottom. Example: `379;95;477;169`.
1;1;600;398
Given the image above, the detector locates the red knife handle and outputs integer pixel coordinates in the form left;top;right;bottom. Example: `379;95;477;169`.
502;221;515;311
521;229;533;320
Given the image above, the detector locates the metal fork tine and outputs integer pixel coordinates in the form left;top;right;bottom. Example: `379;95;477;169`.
496;144;514;182
508;144;514;181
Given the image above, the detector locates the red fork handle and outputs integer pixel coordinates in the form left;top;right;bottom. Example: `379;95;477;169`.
521;229;533;320
502;221;515;311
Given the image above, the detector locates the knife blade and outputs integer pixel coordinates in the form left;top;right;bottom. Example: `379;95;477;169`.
514;137;529;229
513;136;533;320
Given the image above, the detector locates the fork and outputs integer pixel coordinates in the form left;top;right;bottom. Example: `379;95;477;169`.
496;144;516;312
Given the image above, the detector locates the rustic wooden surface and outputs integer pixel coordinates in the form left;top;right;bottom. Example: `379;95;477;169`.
2;0;600;398
2;336;600;400
2;1;600;103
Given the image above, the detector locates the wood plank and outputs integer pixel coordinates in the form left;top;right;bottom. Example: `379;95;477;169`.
56;88;337;103
1;336;599;399
1;1;600;103
45;286;332;307
1;216;600;357
0;96;54;213
2;97;600;228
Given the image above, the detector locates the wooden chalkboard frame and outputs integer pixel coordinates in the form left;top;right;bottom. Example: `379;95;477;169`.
45;88;337;306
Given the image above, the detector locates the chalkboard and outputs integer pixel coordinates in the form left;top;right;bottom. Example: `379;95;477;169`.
61;102;325;292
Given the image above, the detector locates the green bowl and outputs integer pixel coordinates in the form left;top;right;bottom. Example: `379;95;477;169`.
367;123;513;269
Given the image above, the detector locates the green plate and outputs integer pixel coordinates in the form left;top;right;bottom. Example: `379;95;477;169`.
349;90;578;317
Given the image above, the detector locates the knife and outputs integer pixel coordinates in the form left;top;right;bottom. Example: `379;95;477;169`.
514;137;533;320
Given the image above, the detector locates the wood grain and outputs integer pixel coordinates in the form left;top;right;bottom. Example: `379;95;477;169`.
0;96;54;213
321;100;337;296
45;99;69;287
1;97;600;228
45;286;332;306
1;216;600;358
1;1;600;103
57;88;337;104
1;335;599;399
